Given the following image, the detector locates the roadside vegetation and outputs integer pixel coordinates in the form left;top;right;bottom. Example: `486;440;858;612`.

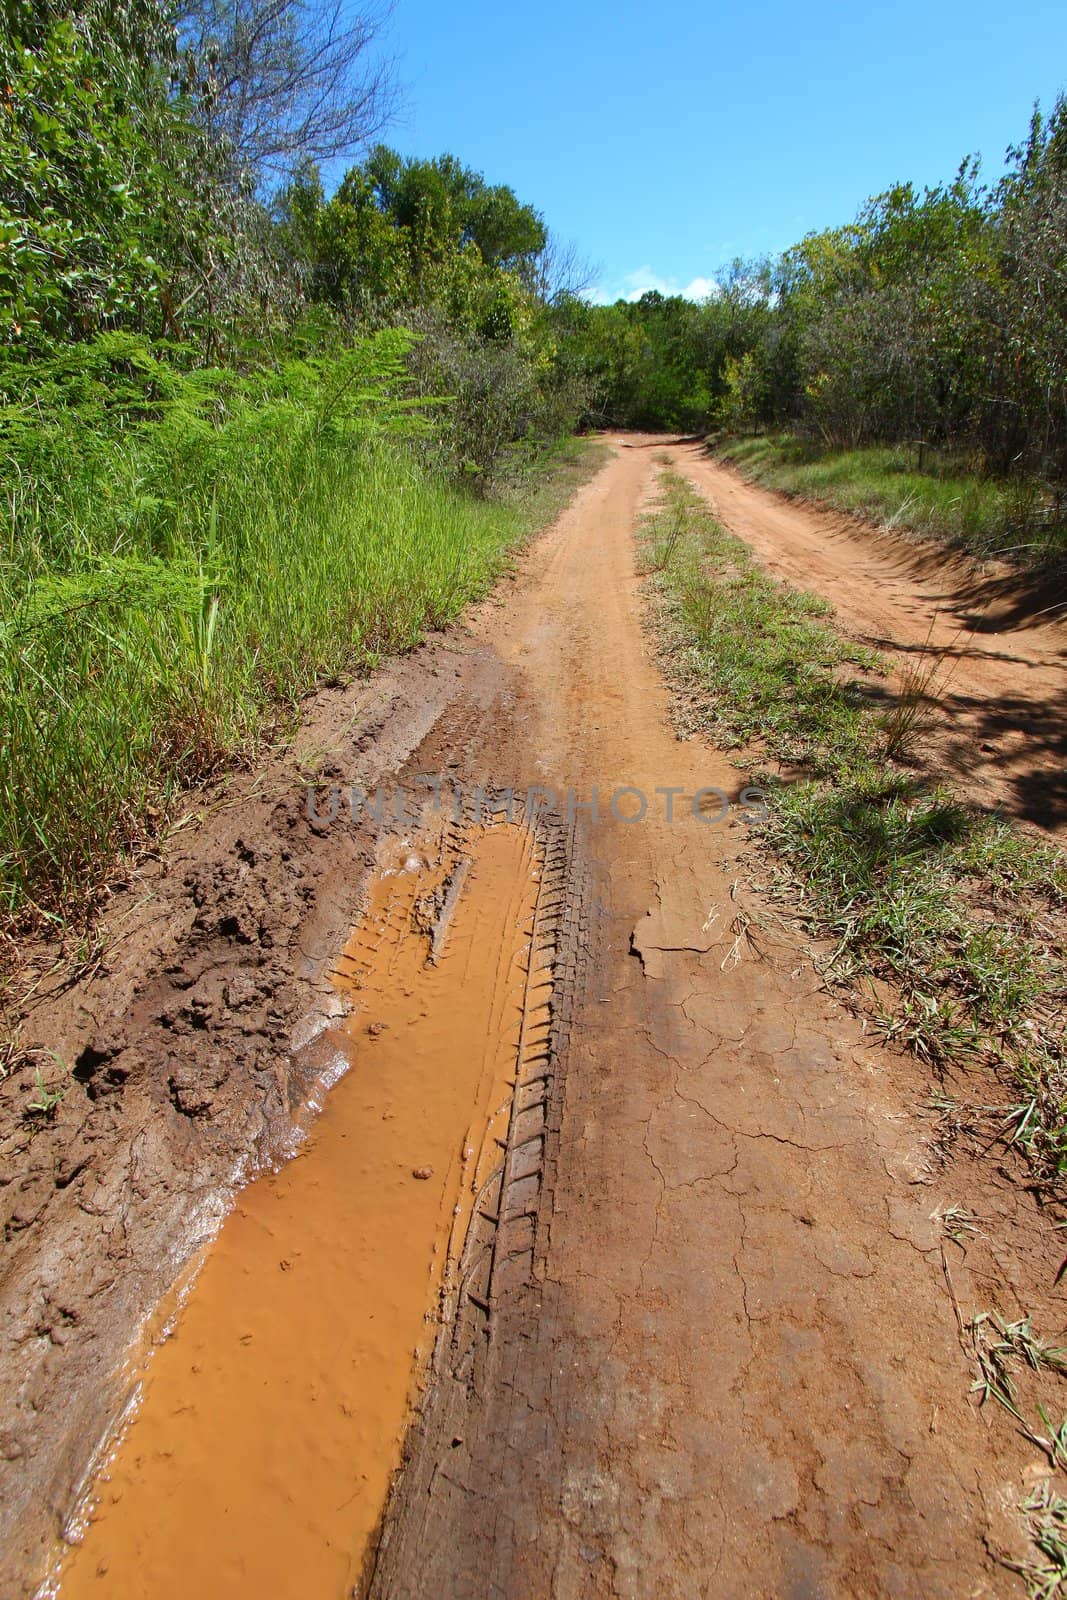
1;332;598;932
641;469;1067;1184
0;0;598;942
715;435;1057;563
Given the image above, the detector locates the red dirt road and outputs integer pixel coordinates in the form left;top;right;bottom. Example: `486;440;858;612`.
370;440;1063;1597
5;439;1064;1598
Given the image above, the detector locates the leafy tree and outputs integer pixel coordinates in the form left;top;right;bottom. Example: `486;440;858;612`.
361;147;546;282
0;0;209;343
985;97;1067;478
274;146;547;326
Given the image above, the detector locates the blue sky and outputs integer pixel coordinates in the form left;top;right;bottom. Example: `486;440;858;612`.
361;0;1067;302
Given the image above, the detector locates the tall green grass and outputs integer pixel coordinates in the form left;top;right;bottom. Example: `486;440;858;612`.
0;331;585;930
716;433;1064;562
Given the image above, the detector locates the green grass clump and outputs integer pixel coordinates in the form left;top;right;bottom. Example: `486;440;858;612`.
640;471;880;770
642;468;1067;1182
716;433;1064;563
1014;1482;1067;1599
0;332;599;933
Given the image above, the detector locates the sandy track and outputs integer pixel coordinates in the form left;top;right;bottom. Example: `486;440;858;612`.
5;439;1063;1597
370;441;1060;1597
672;444;1067;834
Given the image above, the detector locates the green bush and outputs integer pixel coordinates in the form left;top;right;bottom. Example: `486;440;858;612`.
0;332;534;924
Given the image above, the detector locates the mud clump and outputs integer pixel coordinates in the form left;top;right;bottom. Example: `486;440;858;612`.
0;778;396;1596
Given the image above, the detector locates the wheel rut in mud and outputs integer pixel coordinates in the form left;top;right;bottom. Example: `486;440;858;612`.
48;797;585;1598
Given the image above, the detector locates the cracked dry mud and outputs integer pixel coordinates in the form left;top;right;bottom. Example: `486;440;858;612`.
4;438;1065;1599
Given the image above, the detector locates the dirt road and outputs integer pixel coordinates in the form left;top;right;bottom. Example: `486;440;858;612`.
7;439;1063;1597
676;444;1067;834
371;440;1060;1596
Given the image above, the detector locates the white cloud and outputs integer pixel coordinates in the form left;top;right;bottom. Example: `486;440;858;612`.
588;266;719;306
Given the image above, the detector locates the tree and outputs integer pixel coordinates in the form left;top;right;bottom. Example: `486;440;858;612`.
986;97;1067;479
362;147;546;282
0;0;214;343
273;146;549;325
176;0;398;188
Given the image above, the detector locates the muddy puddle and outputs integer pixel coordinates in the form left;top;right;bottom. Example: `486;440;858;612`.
51;817;546;1600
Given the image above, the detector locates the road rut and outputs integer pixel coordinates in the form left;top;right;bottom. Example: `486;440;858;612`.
675;445;1067;834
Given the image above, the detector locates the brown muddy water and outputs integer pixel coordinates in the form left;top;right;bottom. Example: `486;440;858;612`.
51;820;544;1600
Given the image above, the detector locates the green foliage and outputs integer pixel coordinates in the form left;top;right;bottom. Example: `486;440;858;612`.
1;10;164;338
0;1;327;361
571;93;1067;504
268;149;581;480
719;351;762;435
0;0;599;952
275;146;547;321
26;1062;68;1116
0;0;595;937
566;264;775;433
0;330;584;925
765;103;1067;491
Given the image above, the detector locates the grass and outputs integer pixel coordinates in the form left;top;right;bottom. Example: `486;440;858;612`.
0;331;604;941
640;468;1067;1184
25;1061;68;1117
1014;1483;1067;1599
715;433;1067;565
969;1312;1067;1420
933;1203;981;1243
949;1303;1067;1594
638;469;882;772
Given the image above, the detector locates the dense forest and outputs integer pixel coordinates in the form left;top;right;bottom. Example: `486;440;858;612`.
2;0;1066;927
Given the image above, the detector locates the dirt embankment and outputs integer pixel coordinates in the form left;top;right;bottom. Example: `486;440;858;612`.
679;443;1067;835
3;436;1066;1598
